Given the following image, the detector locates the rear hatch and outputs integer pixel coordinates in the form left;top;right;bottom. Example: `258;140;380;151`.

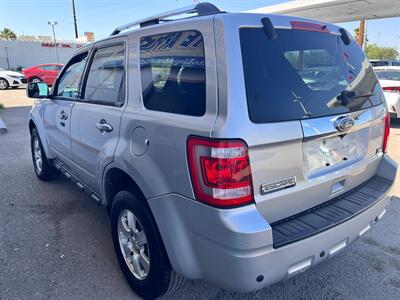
239;19;388;223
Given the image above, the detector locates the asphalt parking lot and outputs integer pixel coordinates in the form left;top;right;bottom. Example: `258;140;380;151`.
1;89;399;299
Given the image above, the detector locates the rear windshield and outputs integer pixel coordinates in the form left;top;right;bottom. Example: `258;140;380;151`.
240;28;383;123
375;70;400;81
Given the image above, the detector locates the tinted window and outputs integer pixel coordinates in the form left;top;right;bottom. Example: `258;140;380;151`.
40;65;57;71
140;30;206;116
375;70;400;81
240;28;383;123
83;44;125;106
56;53;88;98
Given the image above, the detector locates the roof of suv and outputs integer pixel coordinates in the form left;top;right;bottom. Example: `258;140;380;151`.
76;2;346;53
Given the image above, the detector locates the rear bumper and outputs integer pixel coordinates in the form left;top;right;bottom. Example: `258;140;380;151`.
148;155;397;292
270;175;393;248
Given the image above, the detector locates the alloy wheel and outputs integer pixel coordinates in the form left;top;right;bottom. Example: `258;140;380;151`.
33;137;43;173
0;79;8;89
118;209;150;280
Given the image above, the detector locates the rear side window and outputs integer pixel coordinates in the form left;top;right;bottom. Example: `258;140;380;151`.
83;44;125;106
140;30;206;116
240;28;383;123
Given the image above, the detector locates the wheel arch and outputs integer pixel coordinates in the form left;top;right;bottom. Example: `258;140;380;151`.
0;77;10;86
28;116;53;159
103;165;186;277
28;119;36;133
103;167;147;210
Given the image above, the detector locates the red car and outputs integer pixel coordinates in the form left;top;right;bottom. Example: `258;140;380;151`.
22;63;63;86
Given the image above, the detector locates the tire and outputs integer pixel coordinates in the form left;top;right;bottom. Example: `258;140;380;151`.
30;128;56;180
111;191;184;299
30;77;41;83
0;78;9;90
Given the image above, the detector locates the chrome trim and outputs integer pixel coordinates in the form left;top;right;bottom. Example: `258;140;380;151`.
301;109;372;141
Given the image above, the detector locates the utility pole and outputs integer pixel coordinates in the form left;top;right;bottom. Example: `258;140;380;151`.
5;46;10;69
72;0;79;39
48;21;59;63
363;20;368;50
357;20;365;48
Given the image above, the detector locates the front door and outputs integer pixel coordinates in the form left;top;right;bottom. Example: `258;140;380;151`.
43;51;89;166
70;43;126;192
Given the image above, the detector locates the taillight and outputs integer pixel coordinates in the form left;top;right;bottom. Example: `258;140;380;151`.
187;136;254;208
382;113;390;153
382;86;400;93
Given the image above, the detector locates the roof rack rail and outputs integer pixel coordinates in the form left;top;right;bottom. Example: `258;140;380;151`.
110;2;222;36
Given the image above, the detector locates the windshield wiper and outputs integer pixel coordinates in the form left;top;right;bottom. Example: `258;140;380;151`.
336;90;375;106
292;91;312;117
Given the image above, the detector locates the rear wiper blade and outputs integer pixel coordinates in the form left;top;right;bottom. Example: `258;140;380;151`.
336;91;375;106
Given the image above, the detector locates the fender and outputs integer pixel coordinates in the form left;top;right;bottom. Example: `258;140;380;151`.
101;161;153;203
29;102;54;159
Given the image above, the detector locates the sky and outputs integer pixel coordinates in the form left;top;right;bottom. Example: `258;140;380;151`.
1;0;399;49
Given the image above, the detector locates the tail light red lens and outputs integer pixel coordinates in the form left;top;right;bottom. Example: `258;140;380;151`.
187;137;254;207
290;20;329;33
382;113;390;153
382;86;400;93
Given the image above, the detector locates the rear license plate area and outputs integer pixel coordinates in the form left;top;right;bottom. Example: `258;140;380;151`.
303;128;369;177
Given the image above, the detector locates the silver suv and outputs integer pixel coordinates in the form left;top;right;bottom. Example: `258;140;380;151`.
27;3;397;298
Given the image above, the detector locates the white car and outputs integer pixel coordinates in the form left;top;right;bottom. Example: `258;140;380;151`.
0;68;28;90
370;59;400;67
374;66;400;119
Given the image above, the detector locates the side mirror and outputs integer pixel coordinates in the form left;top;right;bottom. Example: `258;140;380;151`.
26;82;49;98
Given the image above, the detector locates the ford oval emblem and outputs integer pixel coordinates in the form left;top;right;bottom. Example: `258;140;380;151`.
335;116;355;132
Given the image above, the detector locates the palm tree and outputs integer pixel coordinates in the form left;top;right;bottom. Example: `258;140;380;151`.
0;28;17;40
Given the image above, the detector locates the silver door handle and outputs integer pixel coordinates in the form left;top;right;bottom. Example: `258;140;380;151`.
96;120;113;133
58;111;68;120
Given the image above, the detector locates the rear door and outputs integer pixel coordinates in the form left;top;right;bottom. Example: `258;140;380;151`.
69;42;126;192
43;51;89;167
237;19;387;223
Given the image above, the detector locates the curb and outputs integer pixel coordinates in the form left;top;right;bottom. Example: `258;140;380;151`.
0;116;7;134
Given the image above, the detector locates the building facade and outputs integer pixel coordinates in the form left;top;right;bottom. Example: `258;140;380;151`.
0;39;87;70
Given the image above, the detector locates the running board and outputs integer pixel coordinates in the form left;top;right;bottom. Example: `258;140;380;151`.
53;160;105;206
